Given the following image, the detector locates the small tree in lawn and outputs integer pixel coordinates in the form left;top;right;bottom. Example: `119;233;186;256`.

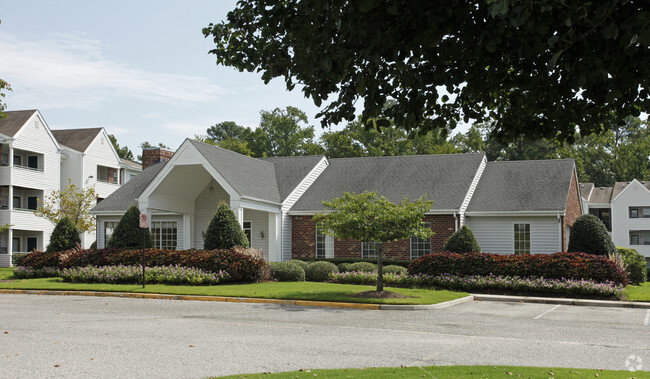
46;216;81;252
444;225;480;253
107;205;152;249
204;201;249;249
314;191;433;292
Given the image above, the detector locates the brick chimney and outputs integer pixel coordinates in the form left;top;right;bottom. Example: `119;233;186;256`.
142;147;174;169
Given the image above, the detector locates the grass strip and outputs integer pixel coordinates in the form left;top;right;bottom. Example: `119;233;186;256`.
625;282;650;302
0;268;465;305
213;365;645;378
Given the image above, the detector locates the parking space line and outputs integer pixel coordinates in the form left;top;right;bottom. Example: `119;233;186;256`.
534;304;562;320
645;309;649;326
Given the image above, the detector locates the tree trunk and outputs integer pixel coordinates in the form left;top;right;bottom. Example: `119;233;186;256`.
376;242;384;292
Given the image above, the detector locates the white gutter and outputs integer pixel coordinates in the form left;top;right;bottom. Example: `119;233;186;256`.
557;213;563;251
453;211;458;232
240;195;283;207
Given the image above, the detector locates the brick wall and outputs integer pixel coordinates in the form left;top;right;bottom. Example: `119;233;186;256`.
561;169;583;251
291;214;457;260
142;148;174;170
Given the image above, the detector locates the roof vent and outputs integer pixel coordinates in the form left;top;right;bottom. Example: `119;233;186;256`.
599;187;605;190
642;181;646;184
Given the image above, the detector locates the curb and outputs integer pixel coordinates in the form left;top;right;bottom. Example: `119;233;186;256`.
0;289;472;311
472;293;650;309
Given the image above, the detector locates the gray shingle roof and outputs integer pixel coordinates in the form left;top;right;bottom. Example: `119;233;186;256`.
589;185;613;204
188;140;281;203
466;159;576;212
120;158;142;170
259;155;325;201
51;128;103;152
91;162;166;213
580;182;594;200
0;110;37;137
290;154;486;212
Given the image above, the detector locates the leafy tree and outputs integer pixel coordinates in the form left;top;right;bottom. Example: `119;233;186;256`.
319;128;364;158
107;205;153;249
254;106;319;157
36;180;98;233
314;191;433;292
206;121;249;142
452;125;485;154
46;216;81;253
204;1;649;143
443;225;481;253
194;134;254;156
108;134;134;161
567;214;617;256
203;201;249;249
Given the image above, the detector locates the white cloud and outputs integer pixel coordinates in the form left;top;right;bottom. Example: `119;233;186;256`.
0;31;224;110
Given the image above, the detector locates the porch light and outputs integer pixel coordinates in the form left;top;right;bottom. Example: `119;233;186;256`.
260;230;264;239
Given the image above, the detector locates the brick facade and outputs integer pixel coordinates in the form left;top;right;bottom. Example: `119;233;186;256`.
561;169;583;251
142;147;175;170
291;214;457;260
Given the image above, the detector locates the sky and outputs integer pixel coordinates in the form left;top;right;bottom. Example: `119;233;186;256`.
0;1;340;156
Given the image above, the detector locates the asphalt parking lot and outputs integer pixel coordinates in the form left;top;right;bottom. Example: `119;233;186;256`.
1;294;648;378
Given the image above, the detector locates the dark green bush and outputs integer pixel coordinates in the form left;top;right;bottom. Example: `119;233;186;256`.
304;261;338;282
270;261;306;282
11;253;29;267
46;217;81;253
617;247;647;284
348;262;376;272
286;259;309;270
383;265;407;275
337;262;352;272
408;251;628;285
107;206;153;249
443;225;480;253
203;201;249;249
300;257;410;267
568;214;616;256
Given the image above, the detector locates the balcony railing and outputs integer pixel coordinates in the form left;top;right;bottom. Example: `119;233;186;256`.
97;178;119;185
13;164;43;172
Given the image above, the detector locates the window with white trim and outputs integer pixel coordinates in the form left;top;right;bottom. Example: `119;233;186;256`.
152;221;178;250
315;223;334;258
243;221;252;245
104;221;117;245
514;223;530;255
27;237;37;252
361;241;378;259
410;222;431;259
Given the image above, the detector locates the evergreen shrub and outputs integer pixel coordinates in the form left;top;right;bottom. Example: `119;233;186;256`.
443;225;480;253
269;261;306;281
46;216;81;253
204;201;249;249
617;247;647;284
568;214;616;255
304;261;338;282
107;205;153;249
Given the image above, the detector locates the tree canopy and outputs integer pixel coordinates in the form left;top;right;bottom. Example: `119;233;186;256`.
36;180;98;234
204;1;650;143
313;191;432;291
108;134;134;161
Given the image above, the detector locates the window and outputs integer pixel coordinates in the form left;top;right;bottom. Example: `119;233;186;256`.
0;235;7;254
151;221;178;250
27;237;37;252
12;237;20;252
104;221;117;245
243;221;252;245
13;155;21;166
315;223;334;258
1;189;7;210
631;234;640;245
27;156;38;169
12;196;20;209
514;223;531;255
629;207;650;218
410;222;431;259
27;196;38;210
362;241;378;259
1;152;8;166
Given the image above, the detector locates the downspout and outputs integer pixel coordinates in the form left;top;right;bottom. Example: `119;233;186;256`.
453;211;458;232
557;213;562;252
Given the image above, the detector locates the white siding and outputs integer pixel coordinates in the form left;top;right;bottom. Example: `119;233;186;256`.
59;150;82;190
244;209;269;257
280;157;329;260
83;131;121;200
467;215;560;254
193;183;230;249
611;181;650;258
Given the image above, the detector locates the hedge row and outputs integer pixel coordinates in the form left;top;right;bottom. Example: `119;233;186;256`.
299;257;410;268
20;247;267;283
408;252;628;285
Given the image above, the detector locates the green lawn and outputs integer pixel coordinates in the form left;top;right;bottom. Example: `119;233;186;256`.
625;282;650;302
214;365;647;378
0;268;465;305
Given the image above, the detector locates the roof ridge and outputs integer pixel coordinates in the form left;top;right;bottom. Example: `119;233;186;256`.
188;139;275;167
328;152;485;161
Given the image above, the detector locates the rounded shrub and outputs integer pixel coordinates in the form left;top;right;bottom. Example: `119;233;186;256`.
286;259;309;270
337;262;353;272
617;247;647;284
46;216;81;253
443;225;480;253
107;205;153;249
348;261;377;272
204;201;249;249
304;261;338;282
269;262;306;282
568;214;616;256
383;265;407;275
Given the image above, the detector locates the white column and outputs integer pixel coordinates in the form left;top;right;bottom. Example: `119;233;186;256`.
267;212;281;262
230;200;244;227
183;213;193;249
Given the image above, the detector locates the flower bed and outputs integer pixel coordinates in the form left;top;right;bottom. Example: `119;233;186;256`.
330;271;625;298
13;266;60;279
19;247;267;283
59;265;229;285
408;252;628;285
